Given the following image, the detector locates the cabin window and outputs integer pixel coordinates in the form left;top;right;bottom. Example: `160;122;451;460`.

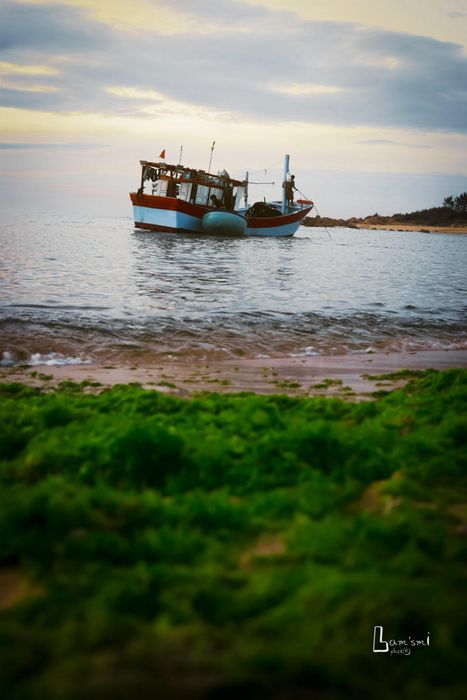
178;182;192;201
152;179;168;196
195;185;210;205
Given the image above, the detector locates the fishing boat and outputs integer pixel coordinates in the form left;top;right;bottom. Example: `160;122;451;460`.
129;154;313;237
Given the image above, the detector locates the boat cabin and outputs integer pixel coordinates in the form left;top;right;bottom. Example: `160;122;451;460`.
139;160;246;210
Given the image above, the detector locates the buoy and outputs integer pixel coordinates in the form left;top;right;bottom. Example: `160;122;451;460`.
202;211;247;236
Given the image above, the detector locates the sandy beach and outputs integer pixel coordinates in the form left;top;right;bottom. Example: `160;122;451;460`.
2;349;466;399
356;223;467;234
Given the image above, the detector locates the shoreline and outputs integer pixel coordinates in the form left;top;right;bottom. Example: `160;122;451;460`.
2;349;466;399
355;223;467;234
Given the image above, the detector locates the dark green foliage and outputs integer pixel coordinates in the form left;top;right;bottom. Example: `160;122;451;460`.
304;203;467;228
390;205;467;225
0;372;466;699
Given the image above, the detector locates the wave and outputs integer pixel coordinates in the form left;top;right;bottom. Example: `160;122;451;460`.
1;310;466;364
1;351;92;367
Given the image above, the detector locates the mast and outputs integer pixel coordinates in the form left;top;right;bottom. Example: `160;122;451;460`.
208;141;216;173
244;171;249;206
282;154;290;214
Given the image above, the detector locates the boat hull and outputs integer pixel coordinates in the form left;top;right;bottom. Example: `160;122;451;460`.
130;193;311;237
244;210;310;236
131;193;205;233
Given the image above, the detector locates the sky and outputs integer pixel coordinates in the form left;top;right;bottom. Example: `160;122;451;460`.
0;0;467;217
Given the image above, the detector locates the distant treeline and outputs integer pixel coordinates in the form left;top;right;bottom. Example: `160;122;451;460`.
304;192;467;227
390;191;467;224
443;192;467;214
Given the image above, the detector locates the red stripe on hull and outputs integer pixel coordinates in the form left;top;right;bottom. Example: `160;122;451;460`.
130;193;312;232
246;207;312;228
130;192;206;219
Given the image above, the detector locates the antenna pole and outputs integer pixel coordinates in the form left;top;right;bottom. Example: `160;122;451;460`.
208;140;216;173
282;154;290;214
178;144;183;166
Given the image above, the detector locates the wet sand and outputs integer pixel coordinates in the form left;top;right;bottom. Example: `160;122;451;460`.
2;349;466;400
356;224;467;234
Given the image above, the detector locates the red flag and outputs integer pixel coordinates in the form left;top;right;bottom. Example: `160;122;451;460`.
159;149;166;159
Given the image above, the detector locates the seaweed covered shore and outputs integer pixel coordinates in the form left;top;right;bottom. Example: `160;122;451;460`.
1;370;466;699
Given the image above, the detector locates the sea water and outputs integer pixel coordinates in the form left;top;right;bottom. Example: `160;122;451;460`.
1;215;466;365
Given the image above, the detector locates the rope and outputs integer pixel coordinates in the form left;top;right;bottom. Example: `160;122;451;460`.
295;187;333;240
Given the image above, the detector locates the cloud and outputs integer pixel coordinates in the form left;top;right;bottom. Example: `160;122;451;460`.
271;83;345;95
357;139;431;149
1;0;467;133
0;1;114;52
14;0;282;35
358;139;404;145
448;11;467;18
0;142;107;149
0;81;60;93
105;85;232;122
0;61;60;76
15;0;200;35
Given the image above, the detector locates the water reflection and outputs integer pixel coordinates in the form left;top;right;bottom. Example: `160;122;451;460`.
0;217;466;361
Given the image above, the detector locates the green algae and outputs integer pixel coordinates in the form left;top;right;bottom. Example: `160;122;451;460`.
0;370;466;699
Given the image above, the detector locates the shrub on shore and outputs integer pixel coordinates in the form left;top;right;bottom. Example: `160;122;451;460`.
303;204;467;228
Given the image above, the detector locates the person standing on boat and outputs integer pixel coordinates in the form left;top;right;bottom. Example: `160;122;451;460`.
283;174;297;206
223;183;234;210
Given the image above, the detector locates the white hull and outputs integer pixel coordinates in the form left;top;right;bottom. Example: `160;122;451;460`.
132;204;202;233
